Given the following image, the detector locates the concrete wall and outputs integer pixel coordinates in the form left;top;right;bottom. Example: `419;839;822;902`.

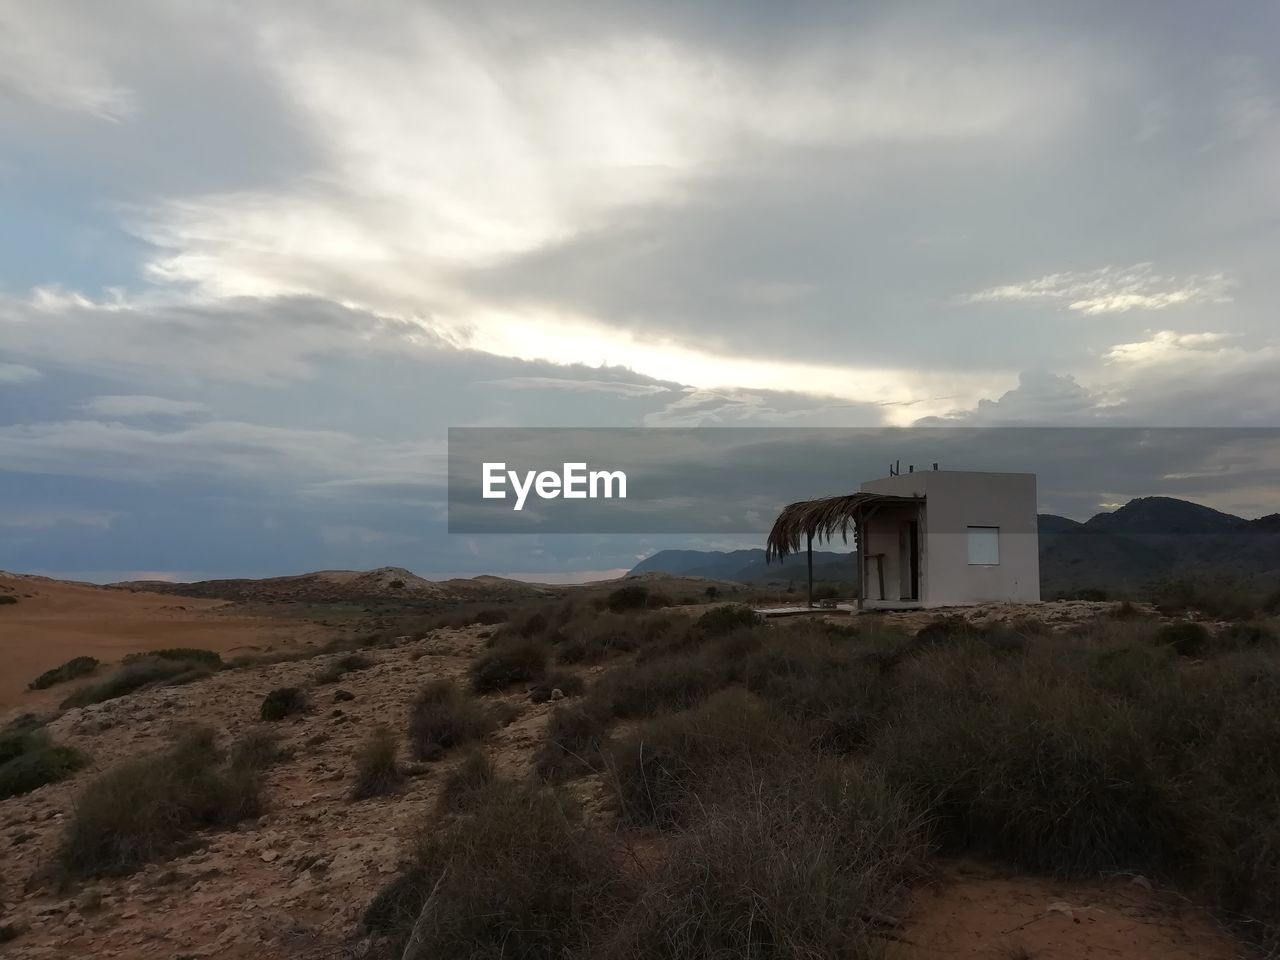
860;470;1039;606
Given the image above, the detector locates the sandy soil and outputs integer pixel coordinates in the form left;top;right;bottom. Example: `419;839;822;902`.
898;859;1245;960
0;573;327;713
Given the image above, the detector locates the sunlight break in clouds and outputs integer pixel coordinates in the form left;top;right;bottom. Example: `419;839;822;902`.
966;263;1235;315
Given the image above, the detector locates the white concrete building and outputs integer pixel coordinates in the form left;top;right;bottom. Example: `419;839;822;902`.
855;469;1040;608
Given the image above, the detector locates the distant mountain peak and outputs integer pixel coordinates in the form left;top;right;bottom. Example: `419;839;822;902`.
1086;496;1246;535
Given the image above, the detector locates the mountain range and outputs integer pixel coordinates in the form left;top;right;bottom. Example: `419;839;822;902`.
629;497;1280;593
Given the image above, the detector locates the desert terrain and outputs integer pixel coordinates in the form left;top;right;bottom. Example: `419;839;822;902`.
0;573;1274;959
0;573;328;711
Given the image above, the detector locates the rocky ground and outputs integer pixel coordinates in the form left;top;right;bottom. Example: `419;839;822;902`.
0;603;1252;960
0;626;519;959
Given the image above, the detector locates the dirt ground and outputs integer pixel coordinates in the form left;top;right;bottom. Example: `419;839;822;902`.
0;573;327;713
897;859;1246;960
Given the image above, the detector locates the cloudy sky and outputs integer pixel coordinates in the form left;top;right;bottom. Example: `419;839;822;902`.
1;0;1278;582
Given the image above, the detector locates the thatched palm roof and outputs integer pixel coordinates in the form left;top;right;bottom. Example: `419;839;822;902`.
765;492;922;562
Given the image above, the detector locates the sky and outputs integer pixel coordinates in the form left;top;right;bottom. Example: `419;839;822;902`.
1;0;1278;582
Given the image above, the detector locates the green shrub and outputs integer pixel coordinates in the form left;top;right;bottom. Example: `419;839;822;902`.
350;725;403;800
1106;600;1148;620
693;604;763;637
363;780;627;958
314;651;374;684
589;655;724;720
61;657;213;708
1158;620;1211;657
563;611;681;664
228;728;288;770
1263;586;1280;615
29;656;99;690
603;760;929;959
123;648;223;669
874;641;1183;876
469;637;547;693
407;680;496;759
0;726;87;800
535;703;611;782
527;670;586;704
0;716;42;765
55;727;264;879
435;748;498;814
1061;587;1109;602
606;584;670;612
259;687;308;721
608;689;801;827
1151;578;1257;621
1218;621;1276;650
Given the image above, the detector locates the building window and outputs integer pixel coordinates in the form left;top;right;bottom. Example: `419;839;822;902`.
967;526;1000;565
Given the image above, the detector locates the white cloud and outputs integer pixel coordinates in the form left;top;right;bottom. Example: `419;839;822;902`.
1104;330;1235;365
479;377;671;397
966;263;1235;314
83;395;209;417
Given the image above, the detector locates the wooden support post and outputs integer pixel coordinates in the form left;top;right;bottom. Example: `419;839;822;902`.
806;531;813;608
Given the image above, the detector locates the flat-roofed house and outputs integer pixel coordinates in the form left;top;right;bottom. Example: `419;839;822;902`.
766;469;1040;609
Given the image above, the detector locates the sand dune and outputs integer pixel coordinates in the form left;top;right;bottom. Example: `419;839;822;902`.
0;573;325;711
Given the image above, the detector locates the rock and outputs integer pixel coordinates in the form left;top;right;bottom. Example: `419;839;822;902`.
1046;901;1076;920
260;850;279;863
550;688;565;701
334;689;355;702
1129;874;1153;891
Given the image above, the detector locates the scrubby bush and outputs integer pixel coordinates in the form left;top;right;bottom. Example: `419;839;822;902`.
603;760;929;958
1158;620;1211;657
693;603;763;637
314;652;374;684
605;584;671;612
589;654;724;720
0;594;18;605
527;670;585;704
876;650;1180;875
61;656;214;708
608;689;802;827
1263;585;1280;615
55;726;265;879
29;656;99;690
469;637;547;692
1151;578;1257;621
407;680;496;759
228;727;287;770
535;703;611;782
0;723;87;800
350;725;403;800
363;780;627;958
259;687;308;721
1106;600;1148;620
1059;587;1109;602
1218;621;1276;650
435;748;497;814
560;611;679;664
123;648;223;669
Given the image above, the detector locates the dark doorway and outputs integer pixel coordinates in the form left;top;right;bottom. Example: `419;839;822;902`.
898;519;920;601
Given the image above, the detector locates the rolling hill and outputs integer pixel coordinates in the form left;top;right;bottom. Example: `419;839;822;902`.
630;497;1280;594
